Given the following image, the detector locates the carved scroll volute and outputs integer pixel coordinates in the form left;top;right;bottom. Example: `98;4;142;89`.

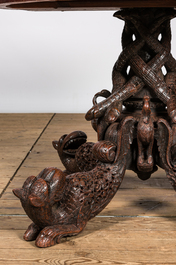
92;141;116;163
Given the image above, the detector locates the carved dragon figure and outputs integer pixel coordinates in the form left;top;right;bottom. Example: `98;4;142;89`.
13;8;176;248
13;117;135;247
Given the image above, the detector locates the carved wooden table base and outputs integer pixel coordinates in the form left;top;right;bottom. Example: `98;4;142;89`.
13;8;176;248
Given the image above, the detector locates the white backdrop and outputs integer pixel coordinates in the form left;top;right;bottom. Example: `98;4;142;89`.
0;9;176;113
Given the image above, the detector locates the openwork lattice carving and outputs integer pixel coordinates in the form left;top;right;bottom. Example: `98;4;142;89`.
13;8;176;247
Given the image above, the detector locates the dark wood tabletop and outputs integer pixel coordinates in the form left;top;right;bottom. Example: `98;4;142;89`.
0;0;176;11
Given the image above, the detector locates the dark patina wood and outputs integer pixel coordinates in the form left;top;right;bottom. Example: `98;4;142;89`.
0;0;176;11
8;3;176;248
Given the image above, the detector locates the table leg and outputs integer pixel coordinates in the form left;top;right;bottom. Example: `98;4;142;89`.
13;8;176;248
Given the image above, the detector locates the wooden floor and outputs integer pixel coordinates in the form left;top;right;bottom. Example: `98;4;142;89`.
1;114;176;264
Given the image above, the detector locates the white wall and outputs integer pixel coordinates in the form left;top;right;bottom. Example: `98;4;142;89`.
0;9;175;113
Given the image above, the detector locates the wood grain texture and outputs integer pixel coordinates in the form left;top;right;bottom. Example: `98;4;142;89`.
1;217;176;264
0;114;54;196
1;114;176;263
1;0;176;11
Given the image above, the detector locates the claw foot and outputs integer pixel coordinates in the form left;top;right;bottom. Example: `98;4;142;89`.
137;155;154;172
24;223;41;241
35;226;60;248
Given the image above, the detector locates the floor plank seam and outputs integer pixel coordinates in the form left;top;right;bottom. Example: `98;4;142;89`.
1;214;176;219
0;113;56;199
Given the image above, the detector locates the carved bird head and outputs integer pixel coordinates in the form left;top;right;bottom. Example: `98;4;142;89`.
142;95;151;124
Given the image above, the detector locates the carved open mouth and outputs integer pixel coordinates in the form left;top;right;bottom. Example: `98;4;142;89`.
63;131;87;156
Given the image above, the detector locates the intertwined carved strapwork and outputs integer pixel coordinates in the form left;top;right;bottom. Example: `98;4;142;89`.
13;8;176;248
86;8;176;128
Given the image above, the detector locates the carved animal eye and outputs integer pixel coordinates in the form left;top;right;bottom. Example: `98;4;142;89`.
132;34;136;41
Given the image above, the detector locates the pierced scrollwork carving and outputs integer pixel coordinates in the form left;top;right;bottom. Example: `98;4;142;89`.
13;8;176;248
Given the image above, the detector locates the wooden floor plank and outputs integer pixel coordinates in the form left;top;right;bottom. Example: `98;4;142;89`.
1;113;176;265
1;215;176;231
0;113;54;193
1;216;176;264
1;228;176;250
